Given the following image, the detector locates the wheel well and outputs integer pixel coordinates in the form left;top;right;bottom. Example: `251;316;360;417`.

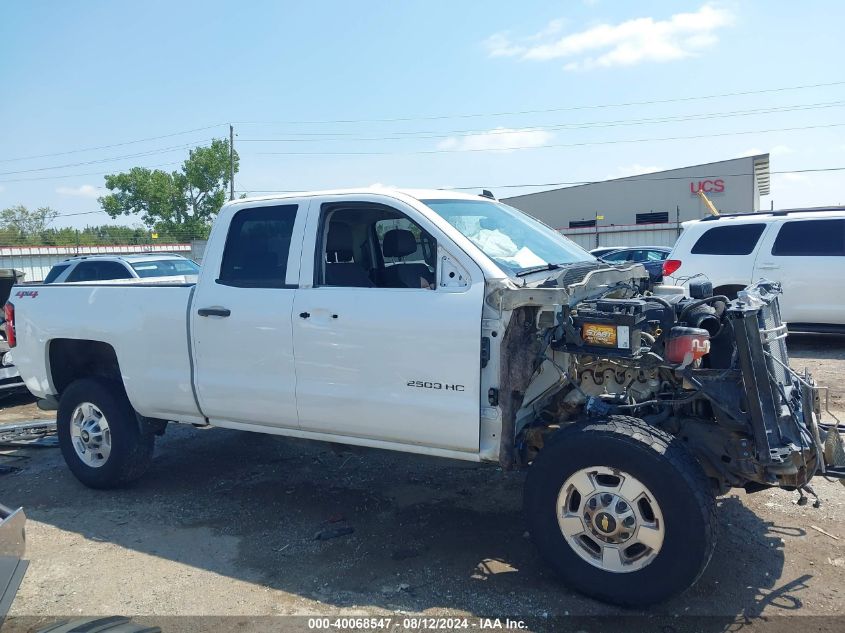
48;339;122;396
713;284;744;300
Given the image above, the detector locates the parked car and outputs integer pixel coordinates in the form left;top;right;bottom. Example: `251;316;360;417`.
588;246;621;259
663;207;845;332
6;189;842;607
590;246;671;282
43;254;199;284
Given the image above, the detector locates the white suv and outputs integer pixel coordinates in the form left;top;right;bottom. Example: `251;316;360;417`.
43;253;199;284
664;207;845;331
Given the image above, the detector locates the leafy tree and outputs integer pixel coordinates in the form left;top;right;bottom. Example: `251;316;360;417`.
99;138;237;239
0;205;59;239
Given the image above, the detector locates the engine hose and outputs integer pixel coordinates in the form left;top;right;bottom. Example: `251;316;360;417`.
679;295;729;323
643;295;674;310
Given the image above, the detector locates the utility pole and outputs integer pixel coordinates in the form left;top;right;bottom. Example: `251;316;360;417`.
229;124;235;201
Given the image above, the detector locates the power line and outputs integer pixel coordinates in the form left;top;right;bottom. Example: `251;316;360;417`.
0;140;214;177
232;165;845;195
253;122;845;156
0;124;226;164
232;80;845;125
238;100;845;143
0;161;184;184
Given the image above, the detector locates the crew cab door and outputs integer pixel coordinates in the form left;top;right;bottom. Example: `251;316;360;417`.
753;217;845;324
291;195;484;452
190;200;308;428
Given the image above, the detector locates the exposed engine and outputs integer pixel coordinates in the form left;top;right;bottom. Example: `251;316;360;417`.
510;270;845;496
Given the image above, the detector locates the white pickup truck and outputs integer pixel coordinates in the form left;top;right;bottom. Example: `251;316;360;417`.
7;188;842;607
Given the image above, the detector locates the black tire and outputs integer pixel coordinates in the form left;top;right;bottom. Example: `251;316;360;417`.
57;379;155;489
524;415;716;607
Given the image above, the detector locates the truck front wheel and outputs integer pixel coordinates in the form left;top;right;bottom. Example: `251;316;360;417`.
524;416;716;607
57;379;155;489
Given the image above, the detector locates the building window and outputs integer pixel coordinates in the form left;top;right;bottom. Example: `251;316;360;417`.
569;220;596;229
635;212;669;224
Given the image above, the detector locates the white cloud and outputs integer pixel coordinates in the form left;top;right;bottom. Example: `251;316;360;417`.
485;4;735;70
612;163;665;178
56;184;102;198
437;127;554;152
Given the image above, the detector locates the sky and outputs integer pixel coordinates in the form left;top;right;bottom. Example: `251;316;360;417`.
1;1;844;231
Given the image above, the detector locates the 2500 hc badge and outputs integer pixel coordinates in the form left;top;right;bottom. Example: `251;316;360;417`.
407;380;465;392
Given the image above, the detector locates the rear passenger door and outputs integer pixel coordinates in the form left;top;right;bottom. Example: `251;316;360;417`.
191;201;306;429
754;218;845;324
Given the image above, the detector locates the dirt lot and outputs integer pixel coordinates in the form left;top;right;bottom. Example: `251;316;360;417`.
0;334;843;629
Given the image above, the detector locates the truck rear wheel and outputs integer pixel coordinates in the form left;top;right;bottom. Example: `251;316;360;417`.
57;379;155;489
524;415;716;607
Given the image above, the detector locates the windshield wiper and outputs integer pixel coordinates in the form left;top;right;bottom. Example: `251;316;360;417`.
514;263;562;277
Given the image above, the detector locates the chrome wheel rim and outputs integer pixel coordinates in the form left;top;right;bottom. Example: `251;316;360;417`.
69;402;111;468
557;466;664;573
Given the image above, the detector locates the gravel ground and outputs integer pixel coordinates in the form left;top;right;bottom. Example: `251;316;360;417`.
0;335;842;628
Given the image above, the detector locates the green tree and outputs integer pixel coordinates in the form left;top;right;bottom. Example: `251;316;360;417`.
0;205;59;243
99;138;237;239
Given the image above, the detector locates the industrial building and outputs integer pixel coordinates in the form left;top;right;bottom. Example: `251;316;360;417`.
503;154;771;249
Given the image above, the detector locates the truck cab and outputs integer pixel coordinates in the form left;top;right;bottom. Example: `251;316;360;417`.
188;188;593;457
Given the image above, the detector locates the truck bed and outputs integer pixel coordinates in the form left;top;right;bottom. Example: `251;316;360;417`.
11;283;202;423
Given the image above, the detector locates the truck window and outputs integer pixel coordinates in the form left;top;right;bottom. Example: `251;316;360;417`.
690;224;766;255
772;219;845;256
131;259;200;277
43;264;70;283
318;204;436;290
66;261;133;282
218;204;298;288
422;198;593;275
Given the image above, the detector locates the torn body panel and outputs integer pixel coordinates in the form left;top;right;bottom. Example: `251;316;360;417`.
490;266;839;492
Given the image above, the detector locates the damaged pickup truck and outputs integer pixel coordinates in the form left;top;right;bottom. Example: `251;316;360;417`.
7;189;844;606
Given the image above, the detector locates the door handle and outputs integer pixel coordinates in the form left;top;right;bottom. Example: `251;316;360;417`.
758;263;780;270
197;307;231;317
299;311;311;319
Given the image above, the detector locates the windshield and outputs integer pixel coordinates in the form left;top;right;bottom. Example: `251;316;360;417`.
422;199;594;274
130;258;199;278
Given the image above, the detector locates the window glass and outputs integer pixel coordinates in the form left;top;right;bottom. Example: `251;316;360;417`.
690;224;766;255
422;199;593;275
772;219;845;256
601;250;631;262
218;204;298;287
319;205;436;290
66;261;133;282
374;218;432;265
131;259;199;278
646;250;668;261
43;264;70;283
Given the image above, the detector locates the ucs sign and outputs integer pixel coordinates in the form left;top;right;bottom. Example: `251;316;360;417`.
690;179;725;194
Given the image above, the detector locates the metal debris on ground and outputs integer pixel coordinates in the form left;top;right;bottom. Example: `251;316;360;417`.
809;525;840;540
0;420;58;447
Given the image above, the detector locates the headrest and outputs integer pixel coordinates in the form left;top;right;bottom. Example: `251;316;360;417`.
326;222;354;252
383;229;417;257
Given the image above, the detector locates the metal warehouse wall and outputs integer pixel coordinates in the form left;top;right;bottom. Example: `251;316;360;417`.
0;244;192;282
503;155;769;231
562;223;682;250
